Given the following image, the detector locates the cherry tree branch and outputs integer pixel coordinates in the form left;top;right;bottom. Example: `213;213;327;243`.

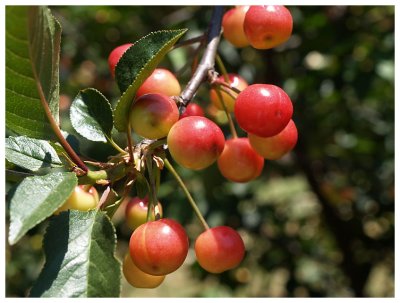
179;6;224;111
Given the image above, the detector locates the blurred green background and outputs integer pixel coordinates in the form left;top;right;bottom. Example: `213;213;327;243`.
5;6;394;297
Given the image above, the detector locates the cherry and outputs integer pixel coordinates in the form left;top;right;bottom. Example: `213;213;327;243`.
167;116;225;170
249;119;298;160
108;43;133;78
125;196;163;230
234;84;293;137
180;103;205;119
130;93;179;139
129;218;189;276
123;253;165;288
217;137;264;183
222;6;250;48
195;226;245;273
243;5;293;50
136;68;181;98
210;73;248;112
55;185;99;215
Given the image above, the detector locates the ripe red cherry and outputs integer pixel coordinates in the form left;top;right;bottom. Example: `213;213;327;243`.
249;119;298;160
180;103;205;119
130;93;179;139
244;5;293;49
217;137;264;183
108;43;133;78
167;116;225;170
195;226;245;273
136;68;181;98
129;218;189;276
234;84;293;137
222;6;250;48
210;73;248;112
123;253;165;288
125;196;163;230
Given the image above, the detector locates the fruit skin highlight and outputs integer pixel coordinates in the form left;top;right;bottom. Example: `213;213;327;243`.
195;226;245;273
136;68;181;98
123;253;165;288
129;93;179;139
249;119;298;160
244;5;293;50
217;138;264;183
210;73;248;113
125;196;163;230
167;116;225;170
129;218;189;276
234;84;293;138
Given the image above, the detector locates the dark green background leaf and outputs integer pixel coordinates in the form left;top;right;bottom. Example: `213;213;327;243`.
70;88;114;142
6;6;61;140
8;172;77;245
30;210;121;298
114;29;187;131
6;136;62;171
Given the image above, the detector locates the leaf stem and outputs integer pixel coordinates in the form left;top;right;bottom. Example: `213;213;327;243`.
106;135;127;154
164;158;209;230
171;35;205;50
126;124;135;164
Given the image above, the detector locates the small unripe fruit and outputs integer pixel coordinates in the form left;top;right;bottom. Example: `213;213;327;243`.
217;138;264;183
222;6;250;48
234;84;293;137
123;253;165;288
108;43;133;78
55;185;99;215
129;218;189;276
180;103;205;119
130;93;179;139
167;116;225;170
195;226;245;273
210;74;248;112
136;68;181;98
125;196;163;230
244;5;293;50
249;119;298;160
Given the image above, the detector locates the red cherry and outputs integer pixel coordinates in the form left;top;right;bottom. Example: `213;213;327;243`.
222;6;250;48
244;5;293;49
210;73;248;112
136;68;181;98
108;43;133;78
125;196;163;230
129;218;189;276
180;103;205;119
167;116;225;170
249;119;298;160
130;93;179;139
217;137;264;183
195;226;245;273
234;84;293;137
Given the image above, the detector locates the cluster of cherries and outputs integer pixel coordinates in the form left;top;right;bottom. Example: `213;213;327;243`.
57;5;297;289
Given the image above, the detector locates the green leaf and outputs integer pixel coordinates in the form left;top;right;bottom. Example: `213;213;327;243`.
70;88;114;142
6;136;62;171
6;6;61;140
30;210;121;298
114;29;187;131
135;172;150;199
8;172;77;245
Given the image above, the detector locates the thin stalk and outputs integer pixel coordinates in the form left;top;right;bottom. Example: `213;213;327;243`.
215;88;238;138
126;124;135;164
164;158;209;230
106;135;127;154
145;154;159;222
171;35;205;50
216;54;230;83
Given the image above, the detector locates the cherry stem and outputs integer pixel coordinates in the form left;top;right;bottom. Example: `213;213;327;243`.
145;154;159;222
126;124;135;164
213;79;242;95
216;54;230;83
164;158;210;230
215;87;238;139
106;135;127;155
